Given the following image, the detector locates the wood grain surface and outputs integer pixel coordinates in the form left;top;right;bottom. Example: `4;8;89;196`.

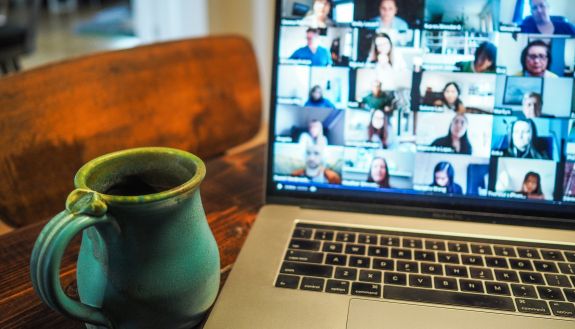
0;144;266;329
0;36;261;228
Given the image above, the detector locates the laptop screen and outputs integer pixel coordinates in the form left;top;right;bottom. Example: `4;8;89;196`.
268;0;575;221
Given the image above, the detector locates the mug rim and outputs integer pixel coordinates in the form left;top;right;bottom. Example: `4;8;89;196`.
74;147;206;205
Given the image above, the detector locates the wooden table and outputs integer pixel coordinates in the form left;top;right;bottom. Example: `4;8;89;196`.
0;144;266;329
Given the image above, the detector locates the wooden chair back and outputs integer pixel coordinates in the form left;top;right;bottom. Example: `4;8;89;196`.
0;36;261;227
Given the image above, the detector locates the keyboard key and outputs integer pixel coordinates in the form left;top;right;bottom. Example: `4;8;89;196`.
519;271;545;285
280;262;333;278
494;246;517;258
558;263;575;275
275;274;300;289
323;242;343;253
447;241;469;253
359;270;382;283
285;250;324;263
564;288;575;302
409;274;433;288
421;262;443;275
572;276;575;286
517;248;540;259
384;272;407;286
293;228;312;239
469;267;494;280
403;238;423;249
289;239;320;251
434;277;458;290
509;259;533;271
445;265;468;278
537;286;564;301
372;258;394;271
349;256;370;268
545;274;572;287
565;252;575;263
358;234;378;245
336;232;356;243
485;282;511;296
541;250;565;261
414;250;436;262
461;255;484;267
460;279;484;293
485;257;508;268
351;282;381;298
326;279;350;295
384;286;515;311
533;261;558;273
345;244;366;255
549;301;575;318
470;244;493;255
325;254;347;266
494;270;519;283
511;284;538;298
380;236;400;247
314;231;334;241
397;261;418;273
391;248;412;260
438;252;460;264
334;267;357;280
368;246;388;258
300;277;325;291
425;240;446;251
515;298;551;315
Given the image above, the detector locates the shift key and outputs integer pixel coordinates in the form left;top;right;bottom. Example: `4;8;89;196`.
281;262;333;278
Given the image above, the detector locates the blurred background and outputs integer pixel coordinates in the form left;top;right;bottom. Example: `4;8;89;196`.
0;0;274;117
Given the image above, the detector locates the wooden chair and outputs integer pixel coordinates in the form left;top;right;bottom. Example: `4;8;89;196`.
0;35;262;228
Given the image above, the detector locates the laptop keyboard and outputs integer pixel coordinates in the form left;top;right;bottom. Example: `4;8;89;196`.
274;222;575;319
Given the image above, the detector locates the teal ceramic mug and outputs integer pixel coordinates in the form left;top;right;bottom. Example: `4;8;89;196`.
30;147;220;329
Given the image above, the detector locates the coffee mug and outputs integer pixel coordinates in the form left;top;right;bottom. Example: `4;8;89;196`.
30;147;220;329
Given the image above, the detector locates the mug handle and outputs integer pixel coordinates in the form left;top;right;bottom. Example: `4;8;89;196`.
30;189;114;328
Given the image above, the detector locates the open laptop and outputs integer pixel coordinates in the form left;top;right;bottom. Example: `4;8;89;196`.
205;0;575;328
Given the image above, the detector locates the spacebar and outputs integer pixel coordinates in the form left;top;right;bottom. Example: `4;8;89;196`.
384;286;516;312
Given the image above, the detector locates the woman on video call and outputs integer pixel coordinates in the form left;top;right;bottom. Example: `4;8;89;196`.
368;32;408;90
456;42;497;74
503;119;550;159
301;0;334;28
516;40;557;78
367;157;391;188
516;172;545;200
367;109;389;148
430;162;463;195
431;114;473;155
433;82;466;113
520;92;543;118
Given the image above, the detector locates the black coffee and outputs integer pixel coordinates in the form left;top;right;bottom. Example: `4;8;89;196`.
104;173;183;196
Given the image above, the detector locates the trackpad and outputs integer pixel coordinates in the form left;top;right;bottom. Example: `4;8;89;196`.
347;299;570;329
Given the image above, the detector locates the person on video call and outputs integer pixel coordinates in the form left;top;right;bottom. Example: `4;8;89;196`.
430;162;463;195
367;157;391;188
299;119;328;147
371;0;408;31
503;119;550;159
518;92;543;118
305;85;336;109
368;32;408;90
431;114;473;155
516;171;545;199
367;109;389;148
301;0;335;28
362;80;394;112
456;42;498;74
433;82;466;113
520;0;575;35
516;40;557;78
289;28;332;66
292;143;341;184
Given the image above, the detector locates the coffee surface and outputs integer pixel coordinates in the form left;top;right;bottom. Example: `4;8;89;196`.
104;174;180;196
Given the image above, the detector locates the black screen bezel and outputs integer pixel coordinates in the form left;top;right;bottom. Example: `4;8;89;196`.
265;0;575;229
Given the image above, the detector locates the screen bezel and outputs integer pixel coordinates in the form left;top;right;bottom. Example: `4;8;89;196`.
265;0;575;229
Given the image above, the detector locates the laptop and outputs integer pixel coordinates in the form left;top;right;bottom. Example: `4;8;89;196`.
205;0;575;328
